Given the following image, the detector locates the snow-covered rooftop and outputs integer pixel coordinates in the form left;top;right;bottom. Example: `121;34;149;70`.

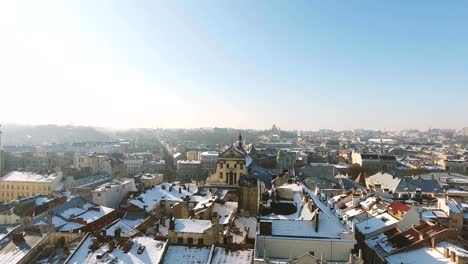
213;202;237;225
128;182;198;212
174;219;212;234
355;213;399;235
211;247;254;264
67;235;166;264
386;241;468;264
0;171;59;182
162;245;211;264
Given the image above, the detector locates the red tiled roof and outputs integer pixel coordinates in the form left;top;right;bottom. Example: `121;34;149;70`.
389;201;411;213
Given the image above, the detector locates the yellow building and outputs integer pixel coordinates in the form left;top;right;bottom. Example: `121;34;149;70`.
205;135;248;186
0;171;62;202
186;150;199;161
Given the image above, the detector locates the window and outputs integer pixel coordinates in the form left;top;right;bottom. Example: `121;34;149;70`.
177;237;183;244
234;164;237;169
220;163;223;169
198;238;204;245
188;238;193;245
220;172;223;179
226;164;230;169
240;163;243;170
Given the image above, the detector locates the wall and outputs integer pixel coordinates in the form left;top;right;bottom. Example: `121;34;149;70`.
255;236;355;262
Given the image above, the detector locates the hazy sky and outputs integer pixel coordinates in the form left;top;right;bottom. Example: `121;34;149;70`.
1;1;467;131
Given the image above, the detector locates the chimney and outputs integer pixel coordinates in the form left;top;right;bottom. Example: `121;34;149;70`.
450;251;456;262
211;212;219;224
108;241;115;253
259;221;272;235
352;192;360;207
179;187;181;194
155;223;160;233
114;227;121;238
169;217;175;231
444;248;450;258
431;237;436;248
314;211;320;232
91;238;99;251
13;232;24;243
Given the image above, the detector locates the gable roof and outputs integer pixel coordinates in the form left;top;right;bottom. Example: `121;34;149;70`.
388;201;411;214
219;145;246;159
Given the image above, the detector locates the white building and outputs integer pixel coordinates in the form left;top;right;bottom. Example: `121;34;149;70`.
254;183;356;263
91;179;137;209
74;154;110;175
124;158;143;175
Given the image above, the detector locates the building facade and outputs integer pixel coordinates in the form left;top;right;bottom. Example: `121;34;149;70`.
0;171;62;202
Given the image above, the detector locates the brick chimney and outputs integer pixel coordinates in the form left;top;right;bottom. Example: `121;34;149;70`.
450;250;457;263
444;248;450;258
108;241;115;253
314;211;320;232
13;232;24;243
169;217;175;231
91;238;99;251
450;251;456;263
114;227;121;238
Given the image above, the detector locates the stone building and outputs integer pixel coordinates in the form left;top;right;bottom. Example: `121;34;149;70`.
205;134;248;187
0;171;62;202
176;160;202;182
276;150;296;172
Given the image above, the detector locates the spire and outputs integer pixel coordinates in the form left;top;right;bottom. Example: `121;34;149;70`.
238;130;242;147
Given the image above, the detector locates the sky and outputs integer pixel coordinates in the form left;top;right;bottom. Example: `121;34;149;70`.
0;1;467;131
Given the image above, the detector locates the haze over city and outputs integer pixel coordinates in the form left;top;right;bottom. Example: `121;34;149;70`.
1;1;467;130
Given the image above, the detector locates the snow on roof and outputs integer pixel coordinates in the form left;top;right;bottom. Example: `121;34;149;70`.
0;171;59;182
162;246;211;264
234;217;257;239
446;199;462;214
59;202;94;219
52;216;68;228
422;210;448;221
355;213;399;235
35;196;53;206
366;172;401;191
365;233;387;250
303;186;346;231
386;241;468;264
270;218;343;239
360;196;378;209
60;222;85;231
77;206;114;224
67;235;166;264
192;196;216;211
344;207;366;218
0;231;46;263
105;219;139;237
211;247;254;264
128;182;198;212
213;202;237;225
174;219;212;234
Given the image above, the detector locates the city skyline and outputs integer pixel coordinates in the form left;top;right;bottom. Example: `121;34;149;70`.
1;1;467;130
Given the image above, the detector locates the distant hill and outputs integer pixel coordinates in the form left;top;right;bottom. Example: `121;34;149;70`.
1;124;114;145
